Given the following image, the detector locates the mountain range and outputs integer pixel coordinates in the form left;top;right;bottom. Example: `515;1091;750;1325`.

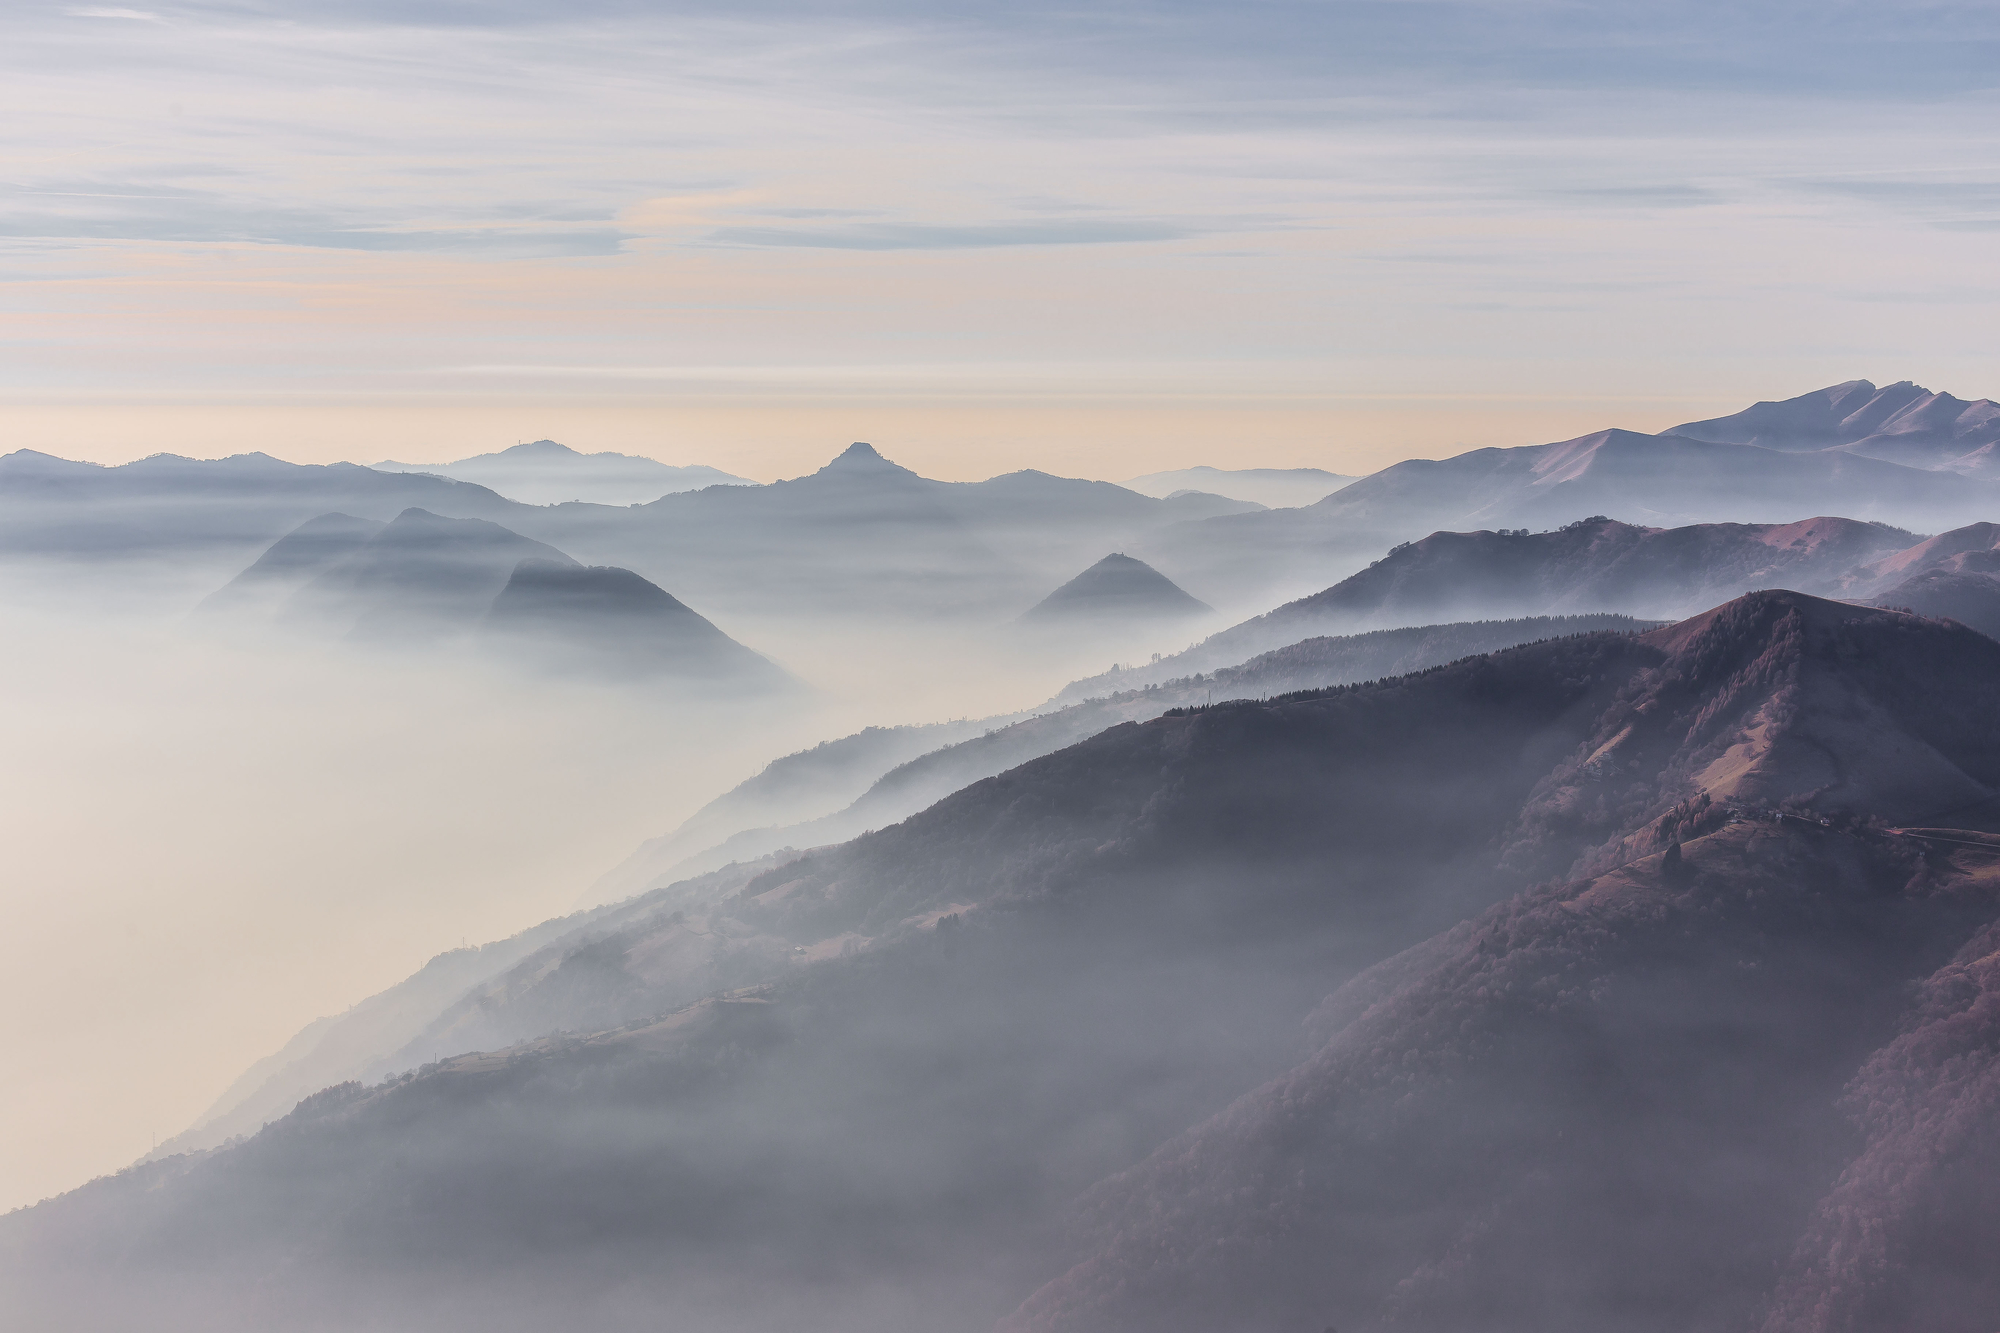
16;588;2000;1330
522;443;1261;619
152;610;1654;1161
0;448;522;578
0;442;1255;623
1673;378;2000;475
1121;465;1352;508
1136;383;2000;606
371;439;755;507
205;507;783;683
607;613;1653;895
19;379;2000;1332
591;507;2000;897
1086;513;2000;694
15;381;2000;625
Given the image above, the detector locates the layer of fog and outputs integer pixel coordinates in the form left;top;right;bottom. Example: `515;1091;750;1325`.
0;551;1246;1215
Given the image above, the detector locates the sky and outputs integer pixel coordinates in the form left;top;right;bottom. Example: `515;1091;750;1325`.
1;0;1997;480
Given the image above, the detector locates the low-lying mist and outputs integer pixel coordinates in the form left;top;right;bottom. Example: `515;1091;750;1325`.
0;557;1189;1215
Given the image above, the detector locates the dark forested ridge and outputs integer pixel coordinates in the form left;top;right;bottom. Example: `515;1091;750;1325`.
650;613;1656;888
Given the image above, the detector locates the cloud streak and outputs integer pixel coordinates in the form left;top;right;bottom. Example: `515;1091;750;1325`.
702;220;1197;250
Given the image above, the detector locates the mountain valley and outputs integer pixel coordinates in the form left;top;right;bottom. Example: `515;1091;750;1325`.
14;590;2000;1332
15;379;2000;1333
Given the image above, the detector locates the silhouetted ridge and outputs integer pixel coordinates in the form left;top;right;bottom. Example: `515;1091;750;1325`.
196;512;384;615
1020;552;1210;622
1079;516;1919;696
485;559;787;685
368;440;754;506
816;441;917;479
496;439;577;458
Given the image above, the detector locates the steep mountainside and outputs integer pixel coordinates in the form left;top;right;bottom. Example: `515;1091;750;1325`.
15;594;2000;1332
588;719;1019;907
1844;522;2000;638
148;909;630;1161
1274;514;1909;627
1673;379;2000;475
1875;570;2000;640
1007;822;2000;1333
665;615;1652;887
184;614;1651;1157
152;857;794;1163
1098;515;1919;691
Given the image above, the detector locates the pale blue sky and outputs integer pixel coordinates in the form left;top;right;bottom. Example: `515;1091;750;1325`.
3;0;1997;476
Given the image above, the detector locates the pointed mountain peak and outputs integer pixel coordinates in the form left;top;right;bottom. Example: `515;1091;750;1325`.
808;441;922;482
828;441;891;467
1021;552;1211;623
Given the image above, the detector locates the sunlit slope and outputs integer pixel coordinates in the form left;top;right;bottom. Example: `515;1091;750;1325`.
1672;378;2000;474
1009;821;2000;1333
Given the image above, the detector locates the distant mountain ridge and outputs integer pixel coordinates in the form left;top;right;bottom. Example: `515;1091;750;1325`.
0;448;525;574
1672;378;2000;475
206;508;783;683
628;613;1655;892
1094;514;2000;697
371;439;755;507
1136;384;2000;605
617;508;2000;893
0;440;1255;621
1122;465;1353;508
518;441;1260;620
16;384;2000;622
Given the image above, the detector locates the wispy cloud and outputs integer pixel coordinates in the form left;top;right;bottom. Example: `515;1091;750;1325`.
702;219;1196;250
0;180;625;255
1792;177;2000;229
1;0;1997;430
